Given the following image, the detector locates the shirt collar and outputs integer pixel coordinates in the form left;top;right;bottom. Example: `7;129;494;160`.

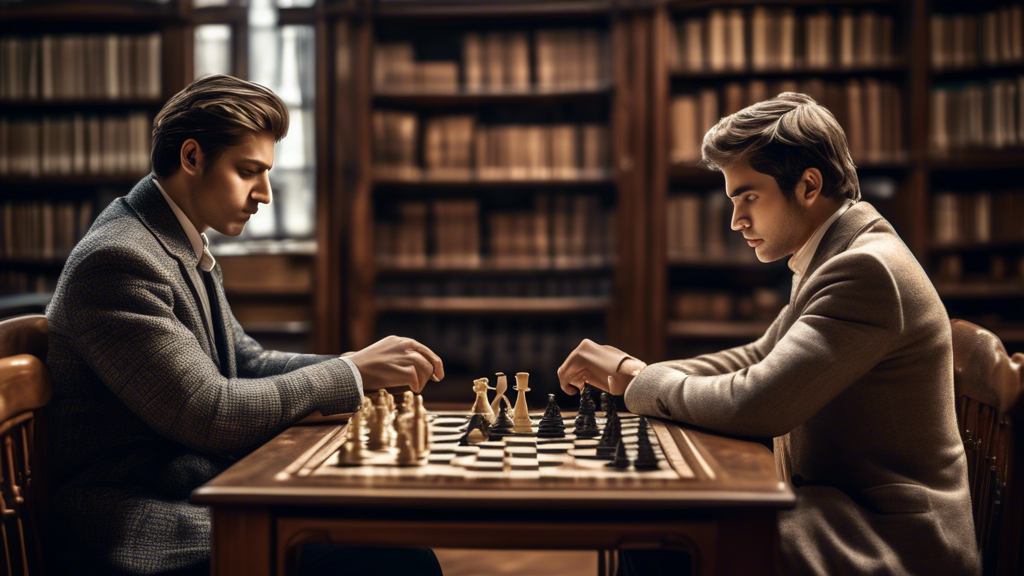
788;199;857;277
153;178;206;266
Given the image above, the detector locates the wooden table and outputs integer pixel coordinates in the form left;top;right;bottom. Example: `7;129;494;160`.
191;411;794;576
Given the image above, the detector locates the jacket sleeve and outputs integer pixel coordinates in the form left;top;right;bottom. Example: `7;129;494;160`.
624;251;904;438
65;249;363;455
225;302;336;378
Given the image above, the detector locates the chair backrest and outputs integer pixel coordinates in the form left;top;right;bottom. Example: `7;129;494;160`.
950;319;1024;576
0;314;50;576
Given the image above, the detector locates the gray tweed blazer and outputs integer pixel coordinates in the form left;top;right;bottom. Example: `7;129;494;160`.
45;174;362;575
625;202;981;575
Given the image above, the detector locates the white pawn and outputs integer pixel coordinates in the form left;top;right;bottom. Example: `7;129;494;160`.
471;378;496;423
368;403;390;450
396;412;418;466
416;395;431;456
512;372;532;433
338;411;365;466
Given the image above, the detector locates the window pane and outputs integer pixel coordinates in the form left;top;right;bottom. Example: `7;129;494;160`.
194;25;233;79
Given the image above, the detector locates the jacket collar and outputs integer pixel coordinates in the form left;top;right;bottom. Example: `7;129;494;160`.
124;174;200;268
793;201;885;298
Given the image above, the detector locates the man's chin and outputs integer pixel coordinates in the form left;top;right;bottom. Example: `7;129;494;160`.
212;223;245;237
754;246;784;263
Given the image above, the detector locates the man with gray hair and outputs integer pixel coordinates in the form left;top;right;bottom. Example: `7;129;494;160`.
46;74;444;576
558;93;980;575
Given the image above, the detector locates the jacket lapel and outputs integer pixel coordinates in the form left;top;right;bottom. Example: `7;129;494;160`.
124;174;221;368
210;264;235;377
791;201;885;302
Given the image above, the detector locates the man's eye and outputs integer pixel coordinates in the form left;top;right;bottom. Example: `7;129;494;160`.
745;194;757;202
241;170;255;177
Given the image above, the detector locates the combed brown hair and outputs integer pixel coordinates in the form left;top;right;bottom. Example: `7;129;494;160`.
701;92;860;201
151;74;289;179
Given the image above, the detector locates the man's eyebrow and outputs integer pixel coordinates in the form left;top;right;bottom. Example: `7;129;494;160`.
728;185;754;198
239;159;272;171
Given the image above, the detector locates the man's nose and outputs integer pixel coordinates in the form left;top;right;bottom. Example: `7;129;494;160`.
731;207;748;231
253;174;272;204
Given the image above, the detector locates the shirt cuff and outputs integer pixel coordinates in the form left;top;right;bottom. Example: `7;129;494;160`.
339;356;364;403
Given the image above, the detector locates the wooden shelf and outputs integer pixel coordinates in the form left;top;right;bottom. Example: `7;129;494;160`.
929;240;1024;255
932;62;1024;81
0;258;66;270
373;86;613;107
1;99;164;110
995;329;1024;343
928;151;1024;170
670;62;907;81
375;296;611;314
0;1;174;23
0;292;52;318
372;0;615;20
373;170;615;188
669;0;900;9
935;282;1024;299
667;254;785;270
0;174;148;187
377;261;613;275
667;320;771;339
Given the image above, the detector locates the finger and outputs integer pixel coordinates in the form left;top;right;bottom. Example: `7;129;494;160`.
568;367;604;393
408;340;445;382
404;350;434;389
556;342;587;391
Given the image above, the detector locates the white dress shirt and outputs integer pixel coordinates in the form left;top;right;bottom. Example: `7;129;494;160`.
789;199;857;289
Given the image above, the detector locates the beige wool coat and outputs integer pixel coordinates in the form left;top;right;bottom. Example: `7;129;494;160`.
625;202;981;575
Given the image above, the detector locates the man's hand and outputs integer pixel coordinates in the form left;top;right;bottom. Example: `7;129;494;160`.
346;336;444;393
557;339;646;396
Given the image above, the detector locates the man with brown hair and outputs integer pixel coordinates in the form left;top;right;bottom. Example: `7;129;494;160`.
45;75;444;575
558;93;980;575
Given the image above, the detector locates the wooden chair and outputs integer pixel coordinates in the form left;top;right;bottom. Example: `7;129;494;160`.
951;319;1024;576
0;314;50;576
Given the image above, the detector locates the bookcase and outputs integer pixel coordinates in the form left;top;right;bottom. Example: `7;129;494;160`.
0;0;188;300
336;1;651;403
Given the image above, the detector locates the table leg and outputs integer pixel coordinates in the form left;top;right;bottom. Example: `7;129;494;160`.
211;505;273;576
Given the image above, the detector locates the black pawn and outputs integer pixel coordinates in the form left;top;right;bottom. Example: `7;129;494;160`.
537;394;566;438
637;416;649;437
633;436;659;470
597;412;621;458
459;414;492;446
600;391;614;414
574;388;599;438
609;438;630;470
491;405;514;437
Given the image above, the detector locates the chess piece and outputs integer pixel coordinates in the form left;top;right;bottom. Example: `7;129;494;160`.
396;412;418;466
491;372;508;416
368;403;390;450
362;396;377;431
600;390;614;414
415;395;431;455
512;372;532;433
471;378;497;423
491;405;515;437
574;386;599;438
460;414;492;445
537;394;566;438
633;434;659;470
337;411;365;466
609;438;630;470
597;411;621;459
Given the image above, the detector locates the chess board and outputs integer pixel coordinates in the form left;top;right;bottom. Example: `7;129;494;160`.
303;411;695;481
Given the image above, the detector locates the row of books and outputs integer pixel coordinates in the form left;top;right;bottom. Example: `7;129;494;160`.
931;78;1024;152
0;272;56;297
374;197;615;270
0;114;152;177
373;112;610;180
374;29;607;93
375;276;613;299
669;289;785;323
1;200;94;261
667;191;751;261
375;315;604;395
668;8;896;73
933;254;1024;284
0;33;162;101
932;190;1024;247
670;78;903;164
931;7;1024;71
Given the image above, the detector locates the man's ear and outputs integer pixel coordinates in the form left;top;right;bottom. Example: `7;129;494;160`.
798;168;823;205
180;139;203;177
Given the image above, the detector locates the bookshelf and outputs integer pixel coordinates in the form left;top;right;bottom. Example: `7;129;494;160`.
0;0;187;302
925;0;1024;345
336;2;651;402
